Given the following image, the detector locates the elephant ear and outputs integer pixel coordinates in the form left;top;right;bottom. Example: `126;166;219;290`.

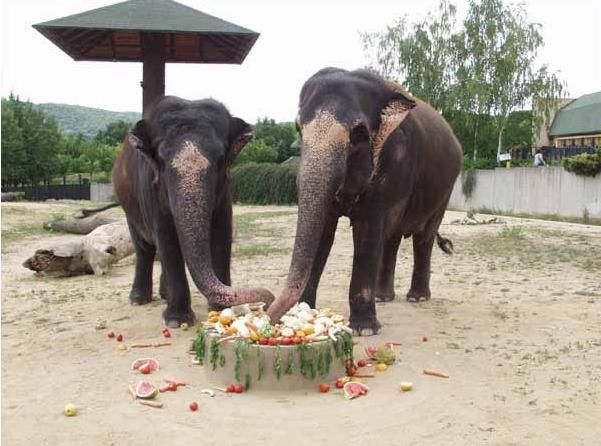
371;82;416;177
226;117;253;166
128;120;159;183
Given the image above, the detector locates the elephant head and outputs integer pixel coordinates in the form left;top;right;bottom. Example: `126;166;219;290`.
129;97;274;308
268;69;415;322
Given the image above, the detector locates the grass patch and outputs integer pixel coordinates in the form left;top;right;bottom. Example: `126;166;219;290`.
233;243;288;259
461;226;601;272
464;207;601;226
234;211;296;238
1;223;59;252
232;210;296;259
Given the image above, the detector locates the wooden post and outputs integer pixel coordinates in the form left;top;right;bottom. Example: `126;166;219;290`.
141;33;165;116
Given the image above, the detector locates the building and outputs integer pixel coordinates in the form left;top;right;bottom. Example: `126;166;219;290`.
548;91;601;148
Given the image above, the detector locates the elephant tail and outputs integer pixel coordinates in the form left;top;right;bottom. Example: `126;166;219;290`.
436;233;454;255
75;202;120;219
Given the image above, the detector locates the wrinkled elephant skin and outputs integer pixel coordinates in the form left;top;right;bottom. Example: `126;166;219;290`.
113;96;274;327
268;68;462;335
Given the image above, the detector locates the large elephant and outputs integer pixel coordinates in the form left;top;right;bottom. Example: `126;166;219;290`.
113;96;274;327
267;68;462;335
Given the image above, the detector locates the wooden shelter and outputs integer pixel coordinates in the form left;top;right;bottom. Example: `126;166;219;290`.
33;0;259;113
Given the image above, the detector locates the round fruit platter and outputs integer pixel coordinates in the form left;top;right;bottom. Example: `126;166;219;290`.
192;303;355;391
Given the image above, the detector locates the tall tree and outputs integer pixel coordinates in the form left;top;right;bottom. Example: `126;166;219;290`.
1;99;26;186
94;120;131;146
362;0;566;162
457;0;565;160
362;0;459;115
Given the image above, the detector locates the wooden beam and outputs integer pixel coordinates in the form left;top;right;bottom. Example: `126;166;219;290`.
141;32;166;115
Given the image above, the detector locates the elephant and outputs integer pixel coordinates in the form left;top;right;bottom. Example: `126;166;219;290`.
111;96;274;327
267;68;462;336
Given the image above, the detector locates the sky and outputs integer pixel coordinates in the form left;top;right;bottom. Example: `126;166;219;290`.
1;0;600;123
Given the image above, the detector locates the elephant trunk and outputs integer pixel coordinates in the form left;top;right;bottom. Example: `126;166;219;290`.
171;165;274;308
268;144;345;322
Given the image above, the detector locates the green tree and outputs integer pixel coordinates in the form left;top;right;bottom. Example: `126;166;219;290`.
236;139;278;164
253;118;298;162
1;99;26;186
457;0;565;160
94;120;131;146
5;94;62;184
362;0;460;115
362;0;566;163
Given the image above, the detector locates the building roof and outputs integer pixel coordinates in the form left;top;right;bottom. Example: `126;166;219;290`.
548;91;601;137
33;0;259;64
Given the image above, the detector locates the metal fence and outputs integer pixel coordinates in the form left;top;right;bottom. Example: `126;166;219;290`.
1;184;91;201
510;146;597;162
541;146;597;161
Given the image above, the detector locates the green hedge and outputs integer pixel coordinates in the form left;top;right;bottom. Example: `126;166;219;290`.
563;149;601;177
231;162;298;205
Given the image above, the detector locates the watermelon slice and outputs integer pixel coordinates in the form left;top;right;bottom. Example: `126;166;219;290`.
131;358;159;372
135;381;159;399
343;381;369;400
364;345;377;359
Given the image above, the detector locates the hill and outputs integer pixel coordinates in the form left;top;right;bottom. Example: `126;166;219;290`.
36;103;140;138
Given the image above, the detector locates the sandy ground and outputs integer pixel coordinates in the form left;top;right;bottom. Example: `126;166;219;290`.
2;201;601;445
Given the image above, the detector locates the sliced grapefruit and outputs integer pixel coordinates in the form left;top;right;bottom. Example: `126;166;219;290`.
364;345;378;359
135;381;159;399
131;358;159;372
343;381;369;399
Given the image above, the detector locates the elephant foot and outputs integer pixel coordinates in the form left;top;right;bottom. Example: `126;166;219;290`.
374;292;395;303
406;288;431;303
163;307;197;328
349;316;382;336
129;290;153;305
349;300;381;336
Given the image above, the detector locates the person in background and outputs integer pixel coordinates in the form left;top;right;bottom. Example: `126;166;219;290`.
534;149;546;167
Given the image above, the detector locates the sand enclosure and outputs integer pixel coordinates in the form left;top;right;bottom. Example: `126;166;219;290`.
2;201;600;445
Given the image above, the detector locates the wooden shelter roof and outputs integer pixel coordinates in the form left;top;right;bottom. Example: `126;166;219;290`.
33;0;259;64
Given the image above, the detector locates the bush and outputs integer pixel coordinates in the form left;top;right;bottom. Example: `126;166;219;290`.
563;149;601;177
462;157;498;170
231;163;297;205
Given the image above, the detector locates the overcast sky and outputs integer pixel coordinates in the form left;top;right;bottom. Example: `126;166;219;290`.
2;0;600;122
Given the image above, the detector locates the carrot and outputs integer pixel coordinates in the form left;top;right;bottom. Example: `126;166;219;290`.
217;335;237;344
127;384;137;400
353;373;376;378
131;342;172;348
137;400;163;408
423;369;449;378
213;386;228;393
164;378;186;387
386;341;402;346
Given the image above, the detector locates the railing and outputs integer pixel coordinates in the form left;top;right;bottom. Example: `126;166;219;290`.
510;146;597;162
1;184;91;201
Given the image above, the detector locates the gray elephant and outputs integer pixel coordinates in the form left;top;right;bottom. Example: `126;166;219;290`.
267;68;462;335
111;96;274;327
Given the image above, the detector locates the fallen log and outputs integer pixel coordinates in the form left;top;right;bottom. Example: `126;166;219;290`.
23;220;134;276
43;215;117;235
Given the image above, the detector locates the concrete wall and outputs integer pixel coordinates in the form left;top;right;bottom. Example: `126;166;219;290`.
90;183;114;202
448;167;601;218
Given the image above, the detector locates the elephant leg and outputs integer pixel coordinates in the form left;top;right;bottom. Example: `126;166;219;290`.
300;215;339;308
208;191;233;312
127;219;155;305
348;217;385;336
156;216;195;327
374;233;403;302
407;210;445;302
159;269;167;300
